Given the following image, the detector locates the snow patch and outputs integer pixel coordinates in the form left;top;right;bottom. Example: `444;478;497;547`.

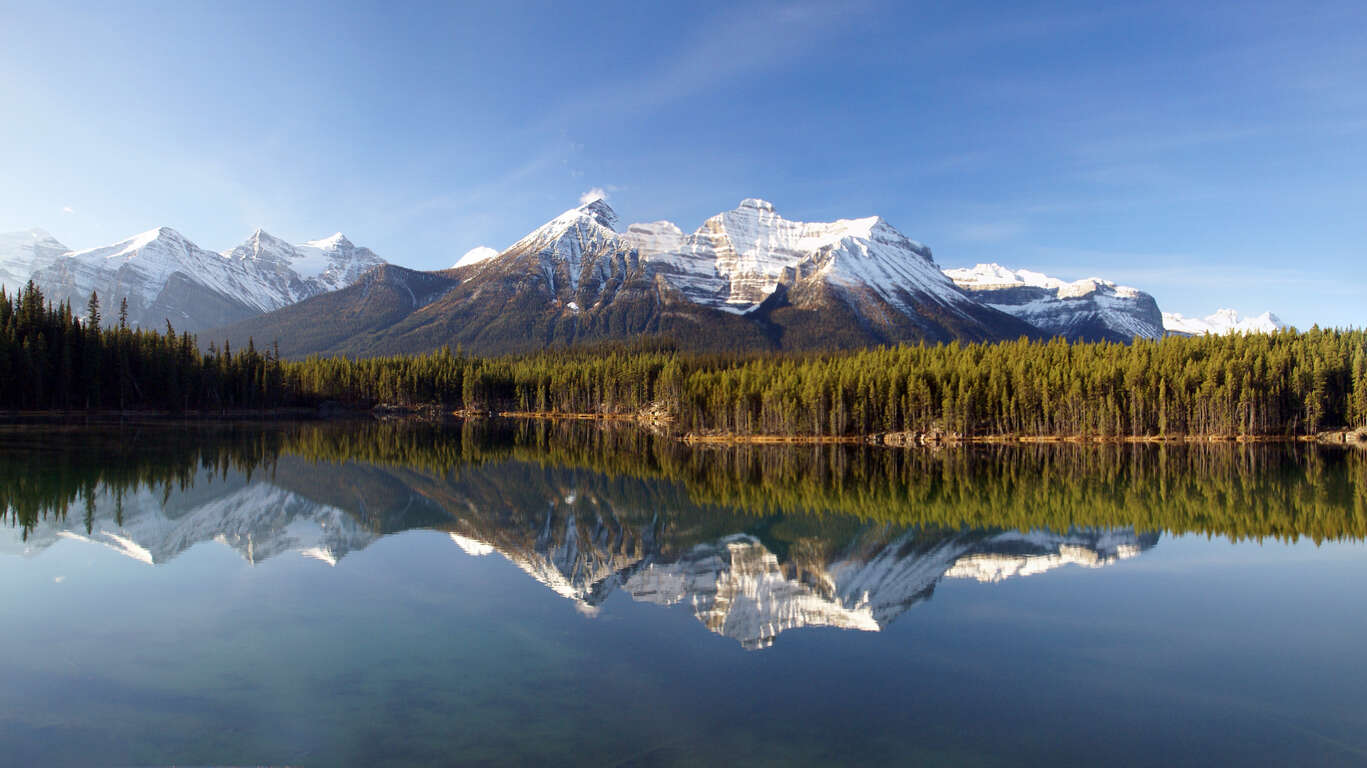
454;246;500;268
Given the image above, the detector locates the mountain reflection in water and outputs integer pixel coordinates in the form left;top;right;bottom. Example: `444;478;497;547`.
2;419;1361;648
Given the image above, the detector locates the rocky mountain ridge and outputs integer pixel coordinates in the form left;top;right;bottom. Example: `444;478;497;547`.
5;198;1288;351
0;225;384;331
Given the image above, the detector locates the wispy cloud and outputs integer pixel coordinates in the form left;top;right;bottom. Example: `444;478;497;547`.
578;187;608;205
61;205;73;214
543;1;876;126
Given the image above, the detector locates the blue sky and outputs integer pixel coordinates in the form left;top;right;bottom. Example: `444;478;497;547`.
1;0;1363;327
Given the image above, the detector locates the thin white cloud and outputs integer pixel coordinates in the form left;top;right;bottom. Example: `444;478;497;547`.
578;187;608;205
62;206;74;214
542;1;876;126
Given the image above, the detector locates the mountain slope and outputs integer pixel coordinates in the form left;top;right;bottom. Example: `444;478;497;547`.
944;263;1164;342
209;264;459;356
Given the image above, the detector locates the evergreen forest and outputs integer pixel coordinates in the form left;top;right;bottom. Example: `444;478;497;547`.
4;283;1366;438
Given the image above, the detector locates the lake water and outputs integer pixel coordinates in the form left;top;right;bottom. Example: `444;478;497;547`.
2;420;1365;766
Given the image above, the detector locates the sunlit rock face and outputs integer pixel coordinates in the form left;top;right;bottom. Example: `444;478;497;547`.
630;198;965;319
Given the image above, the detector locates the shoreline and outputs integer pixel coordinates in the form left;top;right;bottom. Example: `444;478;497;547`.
3;406;1363;446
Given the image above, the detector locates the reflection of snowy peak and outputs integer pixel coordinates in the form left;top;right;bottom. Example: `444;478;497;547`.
944;263;1164;342
625;535;881;649
1;470;376;566
449;507;1158;649
943;528;1146;582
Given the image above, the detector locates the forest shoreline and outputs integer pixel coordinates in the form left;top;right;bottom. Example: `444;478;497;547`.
5;406;1365;447
324;405;1367;446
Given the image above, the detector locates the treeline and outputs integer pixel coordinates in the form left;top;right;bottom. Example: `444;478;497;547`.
288;331;1367;437
271;419;1367;543
5;419;1366;543
0;283;288;410
6;282;1367;438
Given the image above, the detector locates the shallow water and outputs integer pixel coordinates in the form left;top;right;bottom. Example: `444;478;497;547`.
1;420;1365;766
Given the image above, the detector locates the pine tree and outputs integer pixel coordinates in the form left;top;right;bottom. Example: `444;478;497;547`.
86;291;101;329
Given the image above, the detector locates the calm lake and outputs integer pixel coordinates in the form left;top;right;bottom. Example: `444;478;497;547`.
2;420;1365;767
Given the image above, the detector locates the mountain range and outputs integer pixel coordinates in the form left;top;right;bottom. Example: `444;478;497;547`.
0;226;384;332
1;199;1285;354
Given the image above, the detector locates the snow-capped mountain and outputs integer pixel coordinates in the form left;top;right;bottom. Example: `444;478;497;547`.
453;245;498;268
225;198;1038;357
1162;308;1286;336
0;226;384;332
7;197;1297;355
944;263;1165;342
629;198;968;316
0;228;69;294
221;229;385;300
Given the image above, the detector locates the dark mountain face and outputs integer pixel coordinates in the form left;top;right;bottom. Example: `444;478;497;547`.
210;264;459;357
211;200;1039;357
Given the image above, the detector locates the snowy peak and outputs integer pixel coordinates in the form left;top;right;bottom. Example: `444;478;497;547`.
304;232;352;250
520;200;620;244
1163;309;1286;336
224;229;382;285
1;223;385;332
627;198;955;317
70;225;195;261
453;246;500;269
946;263;1164;342
0;228;71;293
500;200;629;296
945;263;1137;298
577;199;618;229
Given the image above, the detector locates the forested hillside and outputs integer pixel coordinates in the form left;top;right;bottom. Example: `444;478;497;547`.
4;283;1365;438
